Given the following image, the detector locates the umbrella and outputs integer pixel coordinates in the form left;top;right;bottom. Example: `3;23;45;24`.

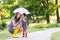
13;8;29;14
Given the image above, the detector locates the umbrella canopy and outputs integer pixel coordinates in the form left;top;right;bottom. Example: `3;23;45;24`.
13;8;29;14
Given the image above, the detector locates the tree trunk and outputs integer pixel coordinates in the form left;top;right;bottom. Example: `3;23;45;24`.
46;0;50;23
32;16;36;23
0;15;3;22
36;16;40;23
46;13;50;23
55;0;59;23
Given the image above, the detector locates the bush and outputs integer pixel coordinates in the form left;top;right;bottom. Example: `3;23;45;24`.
47;24;59;28
32;24;47;29
0;20;7;30
31;23;59;29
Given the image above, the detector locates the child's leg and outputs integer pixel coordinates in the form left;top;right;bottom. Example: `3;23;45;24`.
25;31;27;37
12;28;19;38
22;29;27;37
22;30;25;37
25;30;27;37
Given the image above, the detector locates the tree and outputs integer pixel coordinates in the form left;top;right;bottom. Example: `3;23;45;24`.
19;0;55;23
55;0;59;23
46;0;50;23
1;0;56;23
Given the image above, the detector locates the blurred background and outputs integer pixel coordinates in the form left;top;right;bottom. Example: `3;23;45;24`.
0;0;60;40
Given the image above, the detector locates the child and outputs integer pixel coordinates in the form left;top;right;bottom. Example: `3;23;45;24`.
22;13;28;37
8;12;22;38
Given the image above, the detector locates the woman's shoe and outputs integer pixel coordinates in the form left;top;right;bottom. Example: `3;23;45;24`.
12;34;18;38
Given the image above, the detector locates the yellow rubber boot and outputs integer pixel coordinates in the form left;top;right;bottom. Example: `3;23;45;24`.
12;28;19;38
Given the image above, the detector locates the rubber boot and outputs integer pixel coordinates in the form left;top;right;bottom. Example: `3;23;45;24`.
12;28;19;38
26;33;27;37
22;31;24;37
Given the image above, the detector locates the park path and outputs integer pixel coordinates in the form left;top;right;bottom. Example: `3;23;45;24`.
7;28;60;40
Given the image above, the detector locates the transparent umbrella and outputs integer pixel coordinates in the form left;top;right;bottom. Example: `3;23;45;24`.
13;8;29;14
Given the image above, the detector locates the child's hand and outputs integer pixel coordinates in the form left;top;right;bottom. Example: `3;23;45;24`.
23;18;26;22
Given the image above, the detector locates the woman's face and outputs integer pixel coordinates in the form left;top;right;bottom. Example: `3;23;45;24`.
16;13;21;19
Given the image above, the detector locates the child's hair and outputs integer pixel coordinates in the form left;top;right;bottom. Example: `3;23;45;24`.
23;13;26;16
14;12;21;23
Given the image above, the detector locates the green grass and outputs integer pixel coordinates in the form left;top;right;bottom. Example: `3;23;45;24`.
0;31;11;40
51;31;60;40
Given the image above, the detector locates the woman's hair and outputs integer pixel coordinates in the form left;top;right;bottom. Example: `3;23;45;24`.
14;12;21;23
23;13;26;16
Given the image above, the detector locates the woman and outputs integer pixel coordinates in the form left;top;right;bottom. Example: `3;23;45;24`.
8;12;22;38
22;13;28;37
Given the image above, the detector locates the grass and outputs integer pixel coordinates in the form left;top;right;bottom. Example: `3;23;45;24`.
27;23;49;32
51;31;60;40
0;31;11;40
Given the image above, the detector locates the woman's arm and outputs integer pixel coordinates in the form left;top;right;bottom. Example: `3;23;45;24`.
12;20;20;27
19;19;23;31
20;19;22;28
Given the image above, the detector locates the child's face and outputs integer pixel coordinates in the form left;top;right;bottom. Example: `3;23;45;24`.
22;14;24;18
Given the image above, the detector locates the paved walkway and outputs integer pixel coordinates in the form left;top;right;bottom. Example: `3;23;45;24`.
7;28;60;40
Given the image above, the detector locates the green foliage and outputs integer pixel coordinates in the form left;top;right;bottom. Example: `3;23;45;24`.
30;23;59;29
0;20;7;30
47;24;59;28
2;0;56;17
0;0;59;25
0;0;57;22
3;0;15;4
